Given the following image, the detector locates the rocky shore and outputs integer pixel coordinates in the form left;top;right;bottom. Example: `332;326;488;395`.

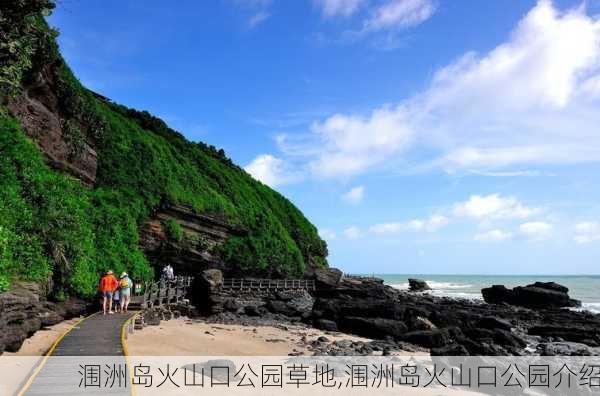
4;268;599;357
185;268;600;356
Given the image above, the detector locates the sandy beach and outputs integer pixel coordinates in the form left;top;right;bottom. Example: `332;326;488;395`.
127;317;383;356
126;317;428;356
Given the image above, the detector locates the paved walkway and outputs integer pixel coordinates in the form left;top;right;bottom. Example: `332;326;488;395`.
21;312;135;396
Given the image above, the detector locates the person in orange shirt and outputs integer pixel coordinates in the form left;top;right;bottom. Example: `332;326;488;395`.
98;270;119;315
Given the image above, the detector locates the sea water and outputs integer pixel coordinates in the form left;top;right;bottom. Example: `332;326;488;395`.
376;274;600;314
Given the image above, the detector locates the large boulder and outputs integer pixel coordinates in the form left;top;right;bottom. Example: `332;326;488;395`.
481;285;513;305
285;290;314;318
513;284;580;308
408;278;430;292
201;269;223;289
313;268;343;288
482;282;580;309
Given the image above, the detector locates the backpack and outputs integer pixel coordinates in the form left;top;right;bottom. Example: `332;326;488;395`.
120;277;130;289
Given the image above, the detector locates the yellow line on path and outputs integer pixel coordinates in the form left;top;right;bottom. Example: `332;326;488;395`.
17;312;99;396
121;311;141;396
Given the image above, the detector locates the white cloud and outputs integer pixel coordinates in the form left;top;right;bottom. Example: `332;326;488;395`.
247;11;271;28
315;0;366;18
244;154;297;187
342;185;365;204
318;228;337;240
474;229;513;242
369;214;449;234
452;194;539;221
308;107;414;178
363;0;435;32
276;1;600;179
573;221;600;244
343;226;363;239
468;169;541;177
519;221;553;239
230;0;272;28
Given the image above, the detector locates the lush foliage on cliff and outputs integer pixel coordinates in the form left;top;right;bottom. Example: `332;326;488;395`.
0;1;327;296
97;102;327;277
0;116;153;296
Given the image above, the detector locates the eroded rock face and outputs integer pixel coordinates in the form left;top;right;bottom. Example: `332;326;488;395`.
0;282;87;354
7;66;98;185
139;204;246;275
193;269;314;320
482;282;581;309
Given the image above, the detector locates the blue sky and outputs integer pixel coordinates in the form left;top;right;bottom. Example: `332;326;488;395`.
48;0;600;274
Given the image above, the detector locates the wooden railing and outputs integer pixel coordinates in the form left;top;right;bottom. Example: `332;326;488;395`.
139;276;194;308
221;278;316;291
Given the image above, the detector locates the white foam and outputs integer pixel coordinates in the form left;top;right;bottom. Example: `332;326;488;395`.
430;290;484;301
426;281;473;289
388;279;599;311
388;281;473;290
579;302;600;314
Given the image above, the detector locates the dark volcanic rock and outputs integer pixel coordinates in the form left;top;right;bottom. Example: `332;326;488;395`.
201;269;224;289
244;305;267;317
313;268;343;288
143;308;162;326
513;285;580;308
0;283;86;354
402;328;456;348
267;300;296;316
492;328;527;349
482;282;581;309
537;341;597;356
408;278;430;292
431;343;469;356
528;324;600;346
477;316;513;331
341;317;408;339
311;271;600;355
528;282;568;293
280;290;314;318
481;285;513;305
314;319;338;332
192;267;600;356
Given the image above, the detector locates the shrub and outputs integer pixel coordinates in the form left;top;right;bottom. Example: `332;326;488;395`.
163;219;183;242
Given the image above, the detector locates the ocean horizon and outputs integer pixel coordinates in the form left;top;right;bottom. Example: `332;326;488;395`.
366;274;600;314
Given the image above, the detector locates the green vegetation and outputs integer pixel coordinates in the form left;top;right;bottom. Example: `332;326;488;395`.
0;1;327;298
0;116;153;296
163;219;184;243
